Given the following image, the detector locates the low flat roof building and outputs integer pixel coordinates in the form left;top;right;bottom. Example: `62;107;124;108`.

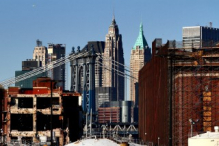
188;126;219;146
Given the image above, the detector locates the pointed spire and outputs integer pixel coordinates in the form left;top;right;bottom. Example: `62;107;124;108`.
140;22;143;34
111;14;116;26
113;6;115;20
133;22;149;50
112;2;115;25
108;14;119;34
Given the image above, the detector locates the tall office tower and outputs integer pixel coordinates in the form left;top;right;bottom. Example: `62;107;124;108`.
102;16;125;101
183;25;219;48
130;23;151;105
33;39;48;67
48;44;66;90
15;59;47;88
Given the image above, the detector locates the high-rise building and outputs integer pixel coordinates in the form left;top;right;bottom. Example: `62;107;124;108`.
102;16;125;101
130;23;151;105
15;59;47;88
70;17;125;112
14;40;48;88
48;43;66;90
183;26;219;48
33;39;48;67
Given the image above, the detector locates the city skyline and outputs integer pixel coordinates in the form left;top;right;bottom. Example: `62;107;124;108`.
0;1;218;98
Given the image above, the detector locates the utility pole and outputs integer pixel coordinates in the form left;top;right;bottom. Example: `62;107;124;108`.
50;80;53;146
40;79;62;146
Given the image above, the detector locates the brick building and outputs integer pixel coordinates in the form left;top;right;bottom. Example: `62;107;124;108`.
1;77;81;145
139;38;219;146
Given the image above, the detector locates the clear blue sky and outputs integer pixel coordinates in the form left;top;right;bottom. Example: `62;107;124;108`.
0;0;218;97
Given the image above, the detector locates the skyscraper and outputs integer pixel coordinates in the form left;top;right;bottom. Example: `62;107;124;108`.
33;39;48;67
14;39;48;88
48;43;66;90
102;16;125;101
183;26;219;48
130;23;151;105
15;59;47;88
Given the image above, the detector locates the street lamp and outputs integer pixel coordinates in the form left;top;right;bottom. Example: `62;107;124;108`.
158;137;160;146
142;133;146;145
189;118;199;137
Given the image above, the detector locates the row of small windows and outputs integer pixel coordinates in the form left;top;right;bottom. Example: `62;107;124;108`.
34;51;45;53
35;56;44;60
35;48;45;50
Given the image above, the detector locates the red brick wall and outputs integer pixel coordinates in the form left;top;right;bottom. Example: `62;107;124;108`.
139;39;169;145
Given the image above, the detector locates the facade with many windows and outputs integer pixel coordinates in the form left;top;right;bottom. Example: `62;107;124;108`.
183;26;219;48
130;23;151;105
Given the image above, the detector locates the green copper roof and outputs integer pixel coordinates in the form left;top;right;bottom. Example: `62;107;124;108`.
133;23;149;50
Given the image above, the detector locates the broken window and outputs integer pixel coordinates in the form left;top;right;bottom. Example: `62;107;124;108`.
36;114;61;131
10;97;16;106
37;97;59;109
18;98;33;108
11;114;33;131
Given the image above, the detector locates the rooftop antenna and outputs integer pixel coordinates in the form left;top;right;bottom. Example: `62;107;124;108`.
36;39;42;47
141;13;142;24
112;0;115;19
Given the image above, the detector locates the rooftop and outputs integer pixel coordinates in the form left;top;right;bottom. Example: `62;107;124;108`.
190;126;219;139
65;138;119;146
190;131;219;139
